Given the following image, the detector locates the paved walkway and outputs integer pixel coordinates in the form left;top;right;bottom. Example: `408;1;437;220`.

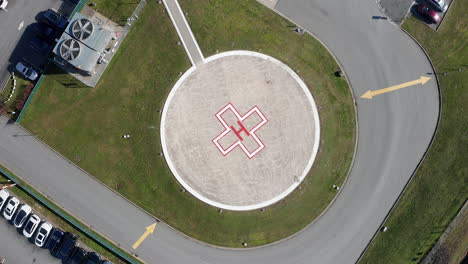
162;0;204;66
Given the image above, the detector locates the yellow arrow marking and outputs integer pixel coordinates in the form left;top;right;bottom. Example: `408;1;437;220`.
132;223;157;249
361;76;431;99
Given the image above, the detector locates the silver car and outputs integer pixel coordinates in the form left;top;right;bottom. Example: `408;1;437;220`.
15;62;39;81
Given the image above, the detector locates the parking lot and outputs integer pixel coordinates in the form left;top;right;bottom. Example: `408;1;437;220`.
0;0;76;92
0;185;114;264
0;221;59;263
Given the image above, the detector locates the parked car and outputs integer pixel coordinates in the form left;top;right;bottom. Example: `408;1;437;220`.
0;0;7;10
84;252;100;264
35;23;59;41
30;36;52;54
15;62;39;81
23;214;41;238
35;221;53;247
427;0;448;12
39;9;68;29
13;204;32;228
417;4;441;24
52;232;78;260
67;247;87;264
0;189;10;212
46;227;64;251
2;196;20;221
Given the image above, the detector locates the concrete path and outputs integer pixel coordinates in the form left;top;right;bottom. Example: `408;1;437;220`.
162;0;204;66
0;0;440;263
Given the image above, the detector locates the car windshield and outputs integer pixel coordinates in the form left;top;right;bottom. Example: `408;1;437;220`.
25;221;34;231
48;13;59;22
17;211;26;220
40;228;47;235
25;69;33;76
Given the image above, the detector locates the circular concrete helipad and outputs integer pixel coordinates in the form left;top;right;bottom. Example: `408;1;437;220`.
161;51;320;211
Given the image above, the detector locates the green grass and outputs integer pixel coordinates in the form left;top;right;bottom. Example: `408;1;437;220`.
0;165;139;264
20;0;355;247
87;0;140;26
360;0;468;263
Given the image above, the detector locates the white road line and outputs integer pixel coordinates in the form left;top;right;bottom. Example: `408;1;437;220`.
18;21;24;31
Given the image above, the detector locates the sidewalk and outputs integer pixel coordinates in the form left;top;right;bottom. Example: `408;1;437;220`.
162;0;204;66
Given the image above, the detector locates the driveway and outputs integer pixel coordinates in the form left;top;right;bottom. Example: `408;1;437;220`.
0;0;440;263
0;0;74;92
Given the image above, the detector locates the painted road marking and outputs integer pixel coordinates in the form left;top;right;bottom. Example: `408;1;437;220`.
18;21;24;31
132;223;157;249
361;76;431;99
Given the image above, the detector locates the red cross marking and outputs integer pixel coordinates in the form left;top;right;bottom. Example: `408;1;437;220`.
212;103;268;159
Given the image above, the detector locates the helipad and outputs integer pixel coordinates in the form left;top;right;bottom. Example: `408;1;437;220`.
161;51;320;211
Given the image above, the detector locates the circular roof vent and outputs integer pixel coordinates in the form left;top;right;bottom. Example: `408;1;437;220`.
72;18;94;41
60;39;81;61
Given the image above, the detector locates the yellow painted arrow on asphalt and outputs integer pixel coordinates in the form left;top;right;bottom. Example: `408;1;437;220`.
132;223;157;249
361;76;431;99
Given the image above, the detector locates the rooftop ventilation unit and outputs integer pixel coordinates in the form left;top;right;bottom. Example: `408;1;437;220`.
72;18;94;41
60;39;81;61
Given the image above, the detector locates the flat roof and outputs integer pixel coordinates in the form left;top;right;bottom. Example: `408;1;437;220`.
52;33;101;73
64;12;113;52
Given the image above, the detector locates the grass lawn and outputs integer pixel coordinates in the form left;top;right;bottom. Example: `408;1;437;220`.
86;0;140;26
0;165;138;264
360;0;467;263
20;0;355;247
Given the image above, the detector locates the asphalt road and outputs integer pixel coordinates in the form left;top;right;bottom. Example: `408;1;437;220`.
0;218;59;264
0;0;440;263
0;0;73;92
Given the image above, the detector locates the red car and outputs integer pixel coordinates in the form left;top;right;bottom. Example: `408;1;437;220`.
418;4;441;24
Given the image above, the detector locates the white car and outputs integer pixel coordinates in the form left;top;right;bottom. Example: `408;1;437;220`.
0;189;10;211
0;0;8;10
15;62;39;81
13;204;32;228
35;222;53;247
23;214;41;238
3;196;20;221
